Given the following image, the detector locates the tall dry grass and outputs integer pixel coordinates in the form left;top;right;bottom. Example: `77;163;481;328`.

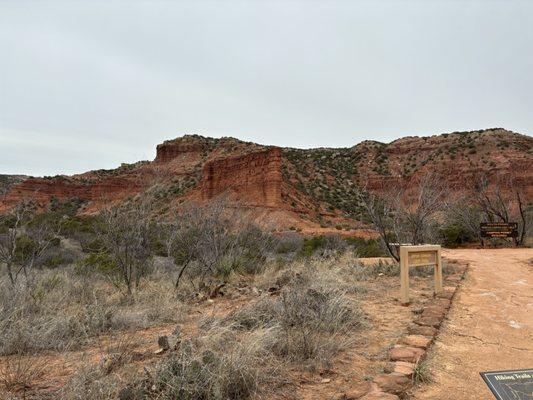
0;267;187;356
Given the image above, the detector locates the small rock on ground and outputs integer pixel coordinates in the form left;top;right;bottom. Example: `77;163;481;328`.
389;346;425;363
392;361;415;376
337;381;372;399
373;373;411;395
359;392;400;400
400;334;431;349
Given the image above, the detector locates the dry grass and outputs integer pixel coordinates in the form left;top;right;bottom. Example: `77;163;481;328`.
207;258;366;369
150;327;275;400
98;333;141;375
330;254;460;281
0;353;46;395
99;256;369;400
59;365;119;400
1;249;456;399
412;360;433;384
0;268;187;356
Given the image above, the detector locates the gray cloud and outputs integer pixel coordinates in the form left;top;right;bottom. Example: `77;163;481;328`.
1;0;532;176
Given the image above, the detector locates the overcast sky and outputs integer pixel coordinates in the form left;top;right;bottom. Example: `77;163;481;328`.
1;0;532;176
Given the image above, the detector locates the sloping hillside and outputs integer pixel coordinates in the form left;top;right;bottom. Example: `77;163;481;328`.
1;128;531;233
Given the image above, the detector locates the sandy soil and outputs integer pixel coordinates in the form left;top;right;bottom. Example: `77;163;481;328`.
412;248;533;400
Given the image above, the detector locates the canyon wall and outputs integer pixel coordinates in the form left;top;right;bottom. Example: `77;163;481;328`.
1;130;530;233
0;176;142;212
155;141;205;163
201;148;282;207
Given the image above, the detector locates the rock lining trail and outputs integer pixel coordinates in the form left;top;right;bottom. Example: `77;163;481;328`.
412;248;533;400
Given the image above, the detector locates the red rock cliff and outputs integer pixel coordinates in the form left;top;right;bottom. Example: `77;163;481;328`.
201;148;282;207
0;175;143;212
155;141;205;163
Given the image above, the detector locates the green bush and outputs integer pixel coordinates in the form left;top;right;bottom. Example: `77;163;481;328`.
440;224;475;248
344;237;386;257
298;236;325;257
43;253;66;268
80;252;117;275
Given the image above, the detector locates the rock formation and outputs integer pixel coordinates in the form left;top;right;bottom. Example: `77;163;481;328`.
201;148;282;207
1;128;531;232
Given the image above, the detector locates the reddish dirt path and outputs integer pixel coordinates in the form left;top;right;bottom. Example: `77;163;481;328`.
412;248;533;400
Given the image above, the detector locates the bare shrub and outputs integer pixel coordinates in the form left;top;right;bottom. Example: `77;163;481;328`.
148;326;275;400
164;199;276;292
94;197;154;296
271;288;361;364
360;172;445;260
0;353;46;395
223;264;365;367
98;334;139;375
0;268;185;356
0;200;61;287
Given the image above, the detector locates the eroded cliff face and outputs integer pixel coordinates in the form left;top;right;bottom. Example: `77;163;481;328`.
1;130;531;233
0;175;143;213
155;141;205;163
201;148;282;207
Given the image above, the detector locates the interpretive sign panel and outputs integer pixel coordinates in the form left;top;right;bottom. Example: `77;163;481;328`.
408;251;437;267
480;369;533;400
480;222;519;239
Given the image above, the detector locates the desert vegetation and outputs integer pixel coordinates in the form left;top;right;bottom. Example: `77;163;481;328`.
360;171;532;258
0;166;529;399
0;192;470;399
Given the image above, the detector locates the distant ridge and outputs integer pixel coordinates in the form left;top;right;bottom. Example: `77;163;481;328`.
1;128;531;234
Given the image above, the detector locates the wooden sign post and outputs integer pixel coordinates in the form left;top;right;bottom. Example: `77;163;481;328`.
400;244;443;305
480;222;519;247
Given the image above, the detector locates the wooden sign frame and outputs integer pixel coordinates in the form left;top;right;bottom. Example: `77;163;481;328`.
400;245;443;305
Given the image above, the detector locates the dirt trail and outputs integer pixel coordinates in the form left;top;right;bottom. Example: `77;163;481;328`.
412;248;533;400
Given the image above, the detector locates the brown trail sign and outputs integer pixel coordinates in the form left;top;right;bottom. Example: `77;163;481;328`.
480;222;519;247
480;222;518;239
400;245;443;305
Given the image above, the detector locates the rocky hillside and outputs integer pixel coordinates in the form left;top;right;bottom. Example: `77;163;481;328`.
1;128;531;233
0;174;27;196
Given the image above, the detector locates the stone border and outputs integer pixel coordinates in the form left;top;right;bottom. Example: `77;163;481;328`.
339;262;468;400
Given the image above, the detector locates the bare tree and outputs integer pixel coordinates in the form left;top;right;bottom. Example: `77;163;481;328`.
359;189;400;260
443;195;483;243
96;197;153;296
472;173;530;245
165;198;274;292
165;199;239;291
0;200;61;287
359;172;445;260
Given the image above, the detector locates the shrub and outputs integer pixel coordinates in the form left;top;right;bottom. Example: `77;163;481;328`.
146;326;273;400
412;361;432;384
0;353;46;395
60;366;118;400
345;237;386;257
224;265;364;367
439;224;475;248
298;234;347;258
275;232;303;254
0;269;185;356
166;201;277;291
